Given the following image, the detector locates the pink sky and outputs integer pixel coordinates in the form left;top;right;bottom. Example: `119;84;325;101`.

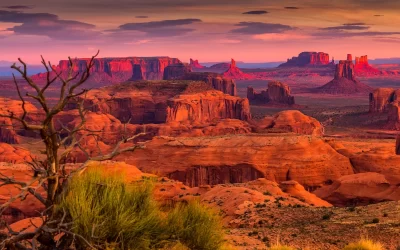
1;0;400;64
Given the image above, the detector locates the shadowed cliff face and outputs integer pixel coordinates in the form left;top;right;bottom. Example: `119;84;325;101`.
168;164;264;187
247;81;295;105
369;88;400;130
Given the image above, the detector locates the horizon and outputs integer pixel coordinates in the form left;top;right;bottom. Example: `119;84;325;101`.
1;0;400;63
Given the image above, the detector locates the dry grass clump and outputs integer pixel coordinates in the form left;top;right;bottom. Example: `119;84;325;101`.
60;167;224;249
343;238;384;250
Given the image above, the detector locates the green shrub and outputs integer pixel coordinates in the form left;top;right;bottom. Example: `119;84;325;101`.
60;167;224;250
343;239;384;250
167;200;224;249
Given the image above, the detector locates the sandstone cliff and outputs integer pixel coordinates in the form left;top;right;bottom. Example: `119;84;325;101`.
316;60;373;94
247;81;295;105
279;52;333;67
396;135;400;155
163;63;192;80
33;57;181;84
166;90;251;123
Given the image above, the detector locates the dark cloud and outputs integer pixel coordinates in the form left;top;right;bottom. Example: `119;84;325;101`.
118;19;201;37
231;22;294;35
284;7;300;9
242;10;268;15
374;14;384;17
0;10;99;40
3;5;33;9
314;30;400;38
135;16;148;18
374;38;400;43
320;23;370;31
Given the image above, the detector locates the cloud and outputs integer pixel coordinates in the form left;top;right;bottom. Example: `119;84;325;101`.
123;39;151;45
374;14;384;17
0;10;100;40
284;7;300;9
253;33;310;41
242;10;268;15
135;16;148;18
3;5;33;9
320;23;370;31
117;18;202;37
231;22;295;35
314;30;400;38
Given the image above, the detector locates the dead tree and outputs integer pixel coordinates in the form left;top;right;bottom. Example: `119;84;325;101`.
0;51;146;249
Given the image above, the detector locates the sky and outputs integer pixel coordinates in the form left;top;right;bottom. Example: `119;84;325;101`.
1;0;400;64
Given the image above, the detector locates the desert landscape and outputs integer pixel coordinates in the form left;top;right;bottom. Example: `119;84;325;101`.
1;1;400;249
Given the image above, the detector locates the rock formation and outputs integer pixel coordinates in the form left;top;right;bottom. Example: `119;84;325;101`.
33;57;182;84
189;58;205;69
247;81;295;105
0;143;33;163
279;52;333;67
0;98;38;144
396;135;400;155
119;135;354;188
163;63;192;80
209;62;230;70
256;110;324;136
353;54;381;76
369;88;400;129
316;59;373;94
166;90;251;123
369;88;400;113
175;72;237;96
222;59;252;80
314;173;400;206
66;81;248;125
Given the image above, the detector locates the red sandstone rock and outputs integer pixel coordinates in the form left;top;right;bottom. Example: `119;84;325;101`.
119;135;354;188
354;55;382;76
66;81;215;124
179;72;237;96
33;57;182;84
369;88;399;113
258;110;324;136
163;63;192;80
0;98;38;144
386;102;400;130
222;59;252;80
279;52;333;67
247;81;295;105
0;143;32;163
209;62;230;70
189;58;205;69
166;90;251;123
314;172;400;206
316;60;373;94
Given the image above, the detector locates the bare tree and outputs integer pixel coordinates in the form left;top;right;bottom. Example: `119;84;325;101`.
0;51;146;249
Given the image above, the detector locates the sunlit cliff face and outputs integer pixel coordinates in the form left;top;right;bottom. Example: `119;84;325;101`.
0;0;400;63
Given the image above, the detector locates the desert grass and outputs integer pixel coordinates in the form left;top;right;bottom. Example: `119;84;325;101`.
60;167;224;249
343;238;384;250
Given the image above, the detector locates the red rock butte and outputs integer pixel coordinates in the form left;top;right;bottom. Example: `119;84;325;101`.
370;88;400;130
316;57;373;94
279;52;334;67
189;58;204;69
32;57;182;84
247;81;295;105
222;59;252;80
